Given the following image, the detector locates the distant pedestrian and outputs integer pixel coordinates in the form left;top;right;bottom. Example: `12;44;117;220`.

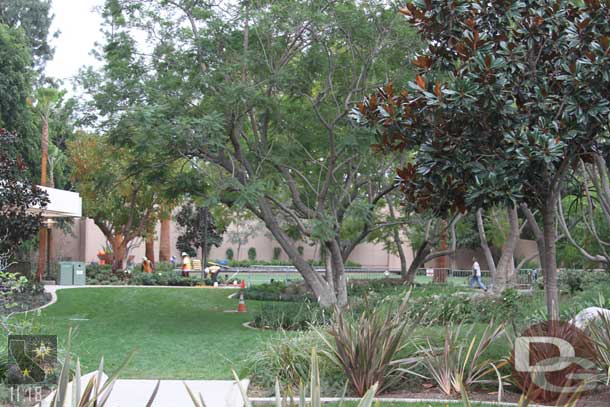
181;252;192;277
531;268;539;282
142;256;154;273
470;257;488;292
170;255;177;267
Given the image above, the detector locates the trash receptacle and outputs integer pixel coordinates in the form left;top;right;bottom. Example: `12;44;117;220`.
58;262;74;285
73;262;86;286
57;262;86;286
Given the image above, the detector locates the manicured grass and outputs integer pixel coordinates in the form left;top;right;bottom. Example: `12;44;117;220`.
327;402;498;407
9;288;272;379
241;271;473;287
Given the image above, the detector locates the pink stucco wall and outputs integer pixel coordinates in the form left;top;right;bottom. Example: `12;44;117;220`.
51;217;538;270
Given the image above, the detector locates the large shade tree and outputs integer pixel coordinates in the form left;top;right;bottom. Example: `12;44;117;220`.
355;0;610;318
67;134;161;271
80;0;417;307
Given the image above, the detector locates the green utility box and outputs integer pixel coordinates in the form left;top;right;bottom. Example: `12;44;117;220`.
57;262;86;286
73;262;86;285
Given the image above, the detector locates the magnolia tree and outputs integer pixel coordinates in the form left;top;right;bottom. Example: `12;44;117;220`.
355;0;610;318
0;129;48;271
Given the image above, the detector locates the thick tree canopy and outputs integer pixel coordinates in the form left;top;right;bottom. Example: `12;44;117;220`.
0;128;48;262
175;202;225;259
0;0;54;68
354;0;610;318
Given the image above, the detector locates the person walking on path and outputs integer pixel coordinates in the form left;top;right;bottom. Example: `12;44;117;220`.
181;252;192;277
470;257;488;291
142;256;154;273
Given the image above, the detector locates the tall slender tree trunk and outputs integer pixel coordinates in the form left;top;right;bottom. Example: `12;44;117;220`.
328;239;348;308
36;117;49;281
145;234;155;263
159;216;171;261
387;199;408;279
542;204;560;320
495;206;519;292
476;208;497;287
323;246;335;294
433;222;448;283
202;207;208;267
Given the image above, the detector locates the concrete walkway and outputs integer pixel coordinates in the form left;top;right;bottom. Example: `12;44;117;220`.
41;371;249;407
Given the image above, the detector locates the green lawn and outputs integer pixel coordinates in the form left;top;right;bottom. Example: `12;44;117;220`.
240;272;474;287
328;402;498;407
9;287;272;379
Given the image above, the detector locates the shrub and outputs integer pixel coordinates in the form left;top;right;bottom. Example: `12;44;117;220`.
243;281;311;302
559;269;610;294
403;321;506;397
226;248;234;260
252;301;332;331
589;310;610;382
244;330;344;393
319;293;415;396
273;247;281;260
247;247;257;261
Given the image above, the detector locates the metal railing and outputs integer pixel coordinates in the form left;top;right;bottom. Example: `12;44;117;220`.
221;266;543;289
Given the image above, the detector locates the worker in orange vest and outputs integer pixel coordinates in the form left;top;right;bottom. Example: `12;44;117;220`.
181;252;192;277
142;256;154;273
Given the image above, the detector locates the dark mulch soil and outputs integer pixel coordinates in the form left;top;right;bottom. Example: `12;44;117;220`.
0;291;52;316
384;386;610;406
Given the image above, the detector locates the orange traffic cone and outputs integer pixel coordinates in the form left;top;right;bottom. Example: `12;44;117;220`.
237;291;247;313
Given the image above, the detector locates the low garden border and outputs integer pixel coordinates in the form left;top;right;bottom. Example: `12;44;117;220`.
249;397;543;407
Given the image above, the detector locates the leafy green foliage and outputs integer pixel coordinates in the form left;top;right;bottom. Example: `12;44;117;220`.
175;202;224;259
356;0;610;215
0;0;54;68
273;247;281;260
319;293;414;396
0;129;48;262
558;269;610;294
225;248;234;260
252;301;332;331
244;331;344;396
402;322;506;398
0;25;32;133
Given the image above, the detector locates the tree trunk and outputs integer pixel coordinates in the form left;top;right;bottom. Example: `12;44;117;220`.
387;199;408;280
328;239;348;308
404;241;431;284
36;117;49;281
256;200;337;307
521;205;546;273
542;204;560;320
111;234;126;272
433;222;448;283
495;206;519;292
202;207;208;267
36;228;47;281
159;217;171;261
145;234;155;263
323;246;335;294
476;208;497;288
